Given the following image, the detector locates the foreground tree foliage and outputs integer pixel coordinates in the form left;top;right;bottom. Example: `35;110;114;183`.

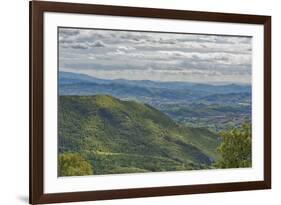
58;153;93;176
216;123;251;168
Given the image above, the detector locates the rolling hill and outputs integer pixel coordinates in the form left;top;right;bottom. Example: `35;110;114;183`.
59;71;251;92
59;71;251;100
58;95;221;175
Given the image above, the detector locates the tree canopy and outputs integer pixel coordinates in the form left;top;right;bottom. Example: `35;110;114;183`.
58;152;93;176
216;123;251;168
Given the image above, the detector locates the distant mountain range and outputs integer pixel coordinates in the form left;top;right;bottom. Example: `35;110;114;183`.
59;71;251;102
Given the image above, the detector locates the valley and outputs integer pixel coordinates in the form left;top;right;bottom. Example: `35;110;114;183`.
59;71;251;132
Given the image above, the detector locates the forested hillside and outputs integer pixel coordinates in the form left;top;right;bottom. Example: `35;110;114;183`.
58;95;220;175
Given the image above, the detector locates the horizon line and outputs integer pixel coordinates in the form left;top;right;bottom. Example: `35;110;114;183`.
59;70;252;86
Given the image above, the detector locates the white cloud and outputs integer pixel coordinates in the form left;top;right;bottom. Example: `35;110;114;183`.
59;27;252;84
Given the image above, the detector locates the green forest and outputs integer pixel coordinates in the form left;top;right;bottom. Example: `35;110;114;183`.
58;95;251;176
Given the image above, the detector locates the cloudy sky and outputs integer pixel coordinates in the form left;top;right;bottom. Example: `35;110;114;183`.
59;27;252;84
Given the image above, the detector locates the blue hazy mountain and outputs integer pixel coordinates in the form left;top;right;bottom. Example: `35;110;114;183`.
59;71;251;100
59;71;110;85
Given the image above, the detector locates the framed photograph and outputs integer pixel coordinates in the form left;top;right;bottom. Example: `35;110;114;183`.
30;1;271;204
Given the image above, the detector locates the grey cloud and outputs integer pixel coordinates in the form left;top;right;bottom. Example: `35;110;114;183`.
59;28;252;84
60;40;107;50
91;40;106;47
59;28;80;37
70;44;88;49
